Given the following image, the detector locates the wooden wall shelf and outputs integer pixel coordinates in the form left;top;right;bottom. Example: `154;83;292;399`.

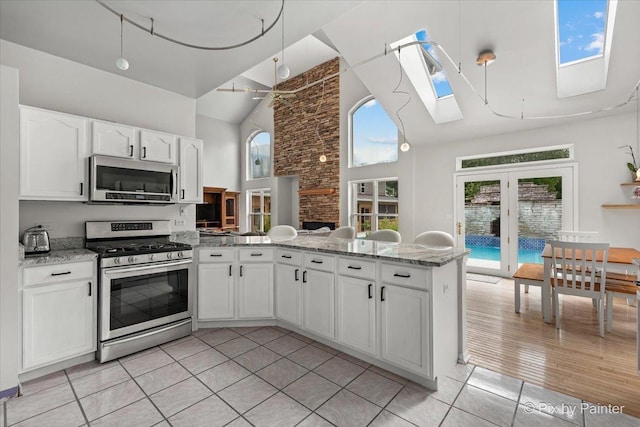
601;204;640;209
298;188;336;196
620;182;640;186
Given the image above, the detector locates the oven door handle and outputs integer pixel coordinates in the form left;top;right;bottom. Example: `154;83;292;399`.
103;259;192;274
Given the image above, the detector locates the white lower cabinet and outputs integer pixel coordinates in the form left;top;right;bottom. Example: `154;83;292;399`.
276;263;302;326
302;269;335;340
379;284;431;376
238;263;274;319
198;263;235;319
22;261;96;371
337;276;376;355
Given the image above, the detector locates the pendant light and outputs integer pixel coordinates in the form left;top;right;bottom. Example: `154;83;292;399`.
116;14;129;71
276;2;290;80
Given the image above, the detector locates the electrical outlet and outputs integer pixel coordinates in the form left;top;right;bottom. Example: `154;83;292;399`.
175;219;186;227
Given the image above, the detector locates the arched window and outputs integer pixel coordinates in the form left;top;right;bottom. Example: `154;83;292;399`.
350;97;398;167
248;131;271;179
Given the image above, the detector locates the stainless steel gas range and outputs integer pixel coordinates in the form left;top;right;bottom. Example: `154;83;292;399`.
86;220;193;362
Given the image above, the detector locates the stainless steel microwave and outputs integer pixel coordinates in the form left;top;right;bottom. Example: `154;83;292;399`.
90;155;178;204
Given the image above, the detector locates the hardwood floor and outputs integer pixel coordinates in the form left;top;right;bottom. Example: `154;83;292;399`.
466;277;640;418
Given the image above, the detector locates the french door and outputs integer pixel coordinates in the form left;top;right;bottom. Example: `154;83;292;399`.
455;165;577;277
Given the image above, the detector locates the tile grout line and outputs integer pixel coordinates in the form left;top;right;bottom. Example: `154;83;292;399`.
64;370;90;426
4;384;78;426
117;354;175;426
510;380;526;427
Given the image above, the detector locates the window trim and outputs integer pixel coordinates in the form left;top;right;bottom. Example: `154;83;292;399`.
349;178;399;236
456;144;574;172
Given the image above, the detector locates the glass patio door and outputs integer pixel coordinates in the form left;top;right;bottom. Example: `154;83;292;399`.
456;165;575;277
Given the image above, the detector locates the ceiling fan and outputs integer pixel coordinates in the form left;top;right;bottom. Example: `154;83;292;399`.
253;57;296;109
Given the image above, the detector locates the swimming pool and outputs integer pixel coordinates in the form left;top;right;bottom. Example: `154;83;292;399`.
466;245;543;264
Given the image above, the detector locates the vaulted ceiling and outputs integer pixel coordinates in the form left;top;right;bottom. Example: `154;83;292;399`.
1;0;639;143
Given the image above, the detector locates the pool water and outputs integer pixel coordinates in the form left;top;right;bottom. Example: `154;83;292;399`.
467;245;543;264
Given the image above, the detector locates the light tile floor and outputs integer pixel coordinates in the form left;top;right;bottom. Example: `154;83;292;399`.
3;326;639;427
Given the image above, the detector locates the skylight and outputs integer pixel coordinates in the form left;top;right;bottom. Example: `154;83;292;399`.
415;30;453;98
557;0;608;65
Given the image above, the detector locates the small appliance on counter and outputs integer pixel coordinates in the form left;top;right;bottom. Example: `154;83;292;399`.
22;225;50;255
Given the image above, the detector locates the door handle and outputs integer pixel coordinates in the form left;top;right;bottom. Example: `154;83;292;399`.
303;271;307;283
88;282;92;297
457;222;462;236
295;269;299;281
381;286;386;301
368;283;372;299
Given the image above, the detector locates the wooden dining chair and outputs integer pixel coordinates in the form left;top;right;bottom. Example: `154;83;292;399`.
549;240;609;337
557;230;600;242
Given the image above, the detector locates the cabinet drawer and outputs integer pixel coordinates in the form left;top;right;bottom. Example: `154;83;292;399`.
303;253;335;272
381;263;430;290
199;248;235;263
239;248;274;262
276;249;302;266
338;257;376;280
23;261;94;287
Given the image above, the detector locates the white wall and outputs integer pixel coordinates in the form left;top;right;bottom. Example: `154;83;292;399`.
412;112;640;248
196;114;241;191
1;40;198;237
0;65;20;395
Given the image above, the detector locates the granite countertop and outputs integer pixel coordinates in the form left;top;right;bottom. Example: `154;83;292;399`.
179;234;469;267
20;249;98;267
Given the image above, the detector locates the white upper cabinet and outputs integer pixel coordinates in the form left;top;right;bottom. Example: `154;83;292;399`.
140;130;177;164
178;137;203;203
91;121;137;159
20;106;88;201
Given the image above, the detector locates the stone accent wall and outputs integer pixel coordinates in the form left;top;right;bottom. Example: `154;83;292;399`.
274;58;340;228
465;201;562;240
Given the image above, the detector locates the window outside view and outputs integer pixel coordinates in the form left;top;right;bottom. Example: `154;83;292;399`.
351;98;398;167
248;131;271;179
248;190;271;232
557;0;608;64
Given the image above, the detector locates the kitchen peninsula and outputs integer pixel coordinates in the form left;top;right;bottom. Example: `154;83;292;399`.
185;234;470;390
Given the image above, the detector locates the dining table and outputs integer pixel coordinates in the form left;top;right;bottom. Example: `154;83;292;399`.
540;245;640;323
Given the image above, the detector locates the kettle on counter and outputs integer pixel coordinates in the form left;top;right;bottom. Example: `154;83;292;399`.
22;225;50;255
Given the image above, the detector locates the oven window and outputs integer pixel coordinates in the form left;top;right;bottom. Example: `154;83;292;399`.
109;268;188;330
96;166;171;194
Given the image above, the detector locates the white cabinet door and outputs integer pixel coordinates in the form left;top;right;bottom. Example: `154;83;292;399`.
276;263;301;326
140;130;177;164
23;280;95;370
239;263;274;319
380;285;431;376
91;121;136;159
178;137;203;203
337;276;375;355
20;107;88;201
198;263;235;319
303;269;335;340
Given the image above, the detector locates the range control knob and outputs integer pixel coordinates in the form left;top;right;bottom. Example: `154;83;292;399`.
149;254;156;262
128;256;137;264
177;251;184;258
113;258;121;265
167;252;174;260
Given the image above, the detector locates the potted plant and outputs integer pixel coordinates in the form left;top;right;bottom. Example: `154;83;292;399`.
619;145;640;181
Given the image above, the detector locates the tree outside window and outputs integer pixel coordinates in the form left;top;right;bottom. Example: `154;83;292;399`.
248;189;271;232
351;179;399;237
248;131;271;180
